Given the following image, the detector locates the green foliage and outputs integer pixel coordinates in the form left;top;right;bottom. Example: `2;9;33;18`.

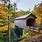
15;10;30;17
0;33;4;42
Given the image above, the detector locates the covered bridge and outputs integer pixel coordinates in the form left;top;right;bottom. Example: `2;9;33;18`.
14;13;37;28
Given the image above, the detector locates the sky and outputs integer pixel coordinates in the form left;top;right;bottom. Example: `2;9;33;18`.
10;0;42;11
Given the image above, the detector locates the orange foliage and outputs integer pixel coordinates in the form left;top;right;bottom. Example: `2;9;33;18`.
0;4;12;19
36;16;41;26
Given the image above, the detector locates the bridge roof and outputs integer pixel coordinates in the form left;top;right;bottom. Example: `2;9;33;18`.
15;13;37;20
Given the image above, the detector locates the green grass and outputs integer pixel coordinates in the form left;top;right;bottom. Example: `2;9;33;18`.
13;30;40;41
13;32;32;41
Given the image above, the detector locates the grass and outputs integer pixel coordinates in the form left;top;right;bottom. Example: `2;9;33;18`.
13;32;32;41
14;30;40;42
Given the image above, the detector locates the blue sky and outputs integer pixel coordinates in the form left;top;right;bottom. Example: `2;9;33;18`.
10;0;42;11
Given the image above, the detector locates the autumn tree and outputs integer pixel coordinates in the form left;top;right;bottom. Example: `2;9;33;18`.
32;2;42;27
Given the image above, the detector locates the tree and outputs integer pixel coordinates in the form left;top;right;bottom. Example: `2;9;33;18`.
15;10;30;17
32;2;42;27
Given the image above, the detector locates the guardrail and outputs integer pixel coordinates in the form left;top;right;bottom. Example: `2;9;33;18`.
24;26;42;33
29;26;39;32
26;26;42;33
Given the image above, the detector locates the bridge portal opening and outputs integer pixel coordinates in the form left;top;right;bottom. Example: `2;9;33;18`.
26;18;35;26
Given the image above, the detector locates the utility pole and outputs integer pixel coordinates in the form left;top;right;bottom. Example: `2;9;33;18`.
8;16;11;42
14;2;17;20
7;0;11;42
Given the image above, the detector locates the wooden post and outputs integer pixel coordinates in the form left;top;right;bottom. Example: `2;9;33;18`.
8;16;11;42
